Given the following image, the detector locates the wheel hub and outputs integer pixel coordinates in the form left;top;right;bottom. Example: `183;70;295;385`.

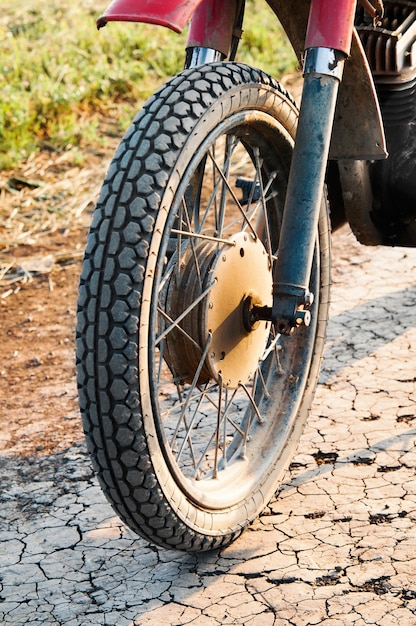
164;232;272;389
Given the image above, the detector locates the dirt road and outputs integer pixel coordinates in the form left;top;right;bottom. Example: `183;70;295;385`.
1;224;416;625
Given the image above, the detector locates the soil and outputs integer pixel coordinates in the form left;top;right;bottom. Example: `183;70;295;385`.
0;144;115;458
0;228;88;457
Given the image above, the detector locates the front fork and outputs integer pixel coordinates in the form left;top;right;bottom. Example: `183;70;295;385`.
270;48;346;334
270;0;357;334
186;0;357;334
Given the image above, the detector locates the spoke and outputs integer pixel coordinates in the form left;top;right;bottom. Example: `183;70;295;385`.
175;201;184;282
240;394;254;457
161;383;214;418
159;261;174;291
176;383;213;460
157;330;166;385
157;307;201;352
213;374;223;478
239;382;264;425
167;382;198;472
180;197;203;288
208;148;258;240
171;229;235;247
193;428;217;479
158;371;192;389
155;281;215;347
245;171;260;209
216;135;238;238
261;331;281;362
194;136;236;236
222;386;228;470
221;172;278;237
174;382;209;466
191;386;242;479
255;362;271;400
212;142;220;232
198;165;223;233
254;147;274;264
219;388;245;437
191;154;208;232
246;172;278;227
168;332;213;449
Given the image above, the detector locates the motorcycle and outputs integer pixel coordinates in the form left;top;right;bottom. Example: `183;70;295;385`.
76;0;416;551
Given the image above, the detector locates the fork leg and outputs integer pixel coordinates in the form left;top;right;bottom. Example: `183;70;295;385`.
271;0;356;334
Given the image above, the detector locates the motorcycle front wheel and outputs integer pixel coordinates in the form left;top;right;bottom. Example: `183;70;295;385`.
76;62;331;551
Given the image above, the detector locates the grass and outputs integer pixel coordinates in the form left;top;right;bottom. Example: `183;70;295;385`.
0;0;297;171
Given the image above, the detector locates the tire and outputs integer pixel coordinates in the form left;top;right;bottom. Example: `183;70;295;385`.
76;62;331;551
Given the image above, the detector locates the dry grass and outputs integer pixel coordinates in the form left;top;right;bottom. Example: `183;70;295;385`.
1;157;94;248
0;138;115;289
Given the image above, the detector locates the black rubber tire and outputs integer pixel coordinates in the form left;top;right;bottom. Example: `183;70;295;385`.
76;62;331;551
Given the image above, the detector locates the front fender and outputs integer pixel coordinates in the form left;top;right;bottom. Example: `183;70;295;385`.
97;0;204;32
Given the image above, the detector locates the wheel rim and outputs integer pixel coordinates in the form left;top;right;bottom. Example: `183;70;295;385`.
148;110;319;510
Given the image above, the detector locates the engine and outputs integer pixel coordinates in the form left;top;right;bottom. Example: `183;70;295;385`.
355;1;416;245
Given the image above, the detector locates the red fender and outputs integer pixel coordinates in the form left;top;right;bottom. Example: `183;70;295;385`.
97;0;204;32
305;0;356;55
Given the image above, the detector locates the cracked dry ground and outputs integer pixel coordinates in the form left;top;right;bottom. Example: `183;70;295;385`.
1;222;416;626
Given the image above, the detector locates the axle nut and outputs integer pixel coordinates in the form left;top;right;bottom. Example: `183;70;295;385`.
295;310;311;327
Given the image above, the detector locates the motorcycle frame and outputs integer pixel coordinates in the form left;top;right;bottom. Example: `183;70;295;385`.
97;0;387;329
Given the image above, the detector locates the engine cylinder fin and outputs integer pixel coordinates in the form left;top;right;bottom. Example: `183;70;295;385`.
376;75;416;124
356;1;416;74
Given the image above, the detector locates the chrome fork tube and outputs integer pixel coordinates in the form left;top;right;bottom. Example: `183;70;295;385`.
185;46;223;68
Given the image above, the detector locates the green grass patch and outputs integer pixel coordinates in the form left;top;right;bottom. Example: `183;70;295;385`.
1;0;296;170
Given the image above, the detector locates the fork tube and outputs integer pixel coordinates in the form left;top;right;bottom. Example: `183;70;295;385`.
271;0;356;334
186;0;238;61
